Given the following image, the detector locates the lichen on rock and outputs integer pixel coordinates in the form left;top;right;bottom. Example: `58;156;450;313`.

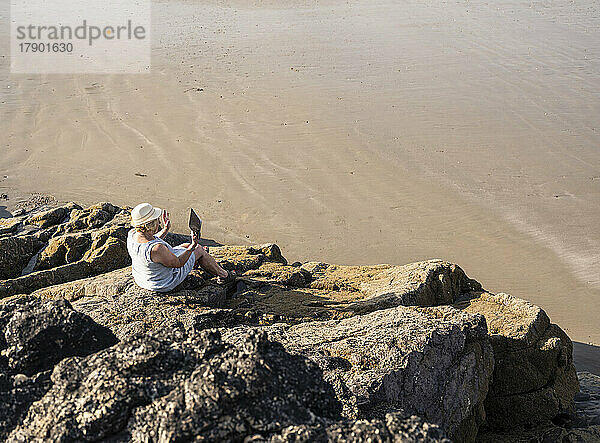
0;201;593;442
455;291;579;430
222;304;494;442
0;203;132;299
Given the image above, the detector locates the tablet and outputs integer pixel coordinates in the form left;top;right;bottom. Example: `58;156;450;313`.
188;208;202;238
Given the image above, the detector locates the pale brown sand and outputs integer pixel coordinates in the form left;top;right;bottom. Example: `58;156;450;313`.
0;0;599;352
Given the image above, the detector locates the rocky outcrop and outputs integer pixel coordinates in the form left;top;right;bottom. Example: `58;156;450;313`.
306;260;482;313
20;238;480;326
54;202;120;234
9;329;341;442
0;203;131;299
0;236;44;279
24;204;76;229
267;413;451;442
222;305;494;442
455;291;579;429
34;232;92;270
0;297;117;439
223;259;482;325
0;217;23;236
30;244;291;339
0;295;449;443
0;200;590;441
0;234;129;299
64;269;225;340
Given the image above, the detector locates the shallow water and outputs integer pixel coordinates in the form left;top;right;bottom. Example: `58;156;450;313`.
1;0;599;344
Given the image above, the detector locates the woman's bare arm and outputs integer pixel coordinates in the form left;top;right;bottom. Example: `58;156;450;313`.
155;211;171;239
150;243;193;268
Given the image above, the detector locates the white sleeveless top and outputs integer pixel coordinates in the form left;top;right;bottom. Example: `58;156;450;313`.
126;229;195;292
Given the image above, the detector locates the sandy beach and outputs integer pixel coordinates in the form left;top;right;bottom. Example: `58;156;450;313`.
1;0;599;366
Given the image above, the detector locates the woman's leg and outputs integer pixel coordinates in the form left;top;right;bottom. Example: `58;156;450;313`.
193;246;228;278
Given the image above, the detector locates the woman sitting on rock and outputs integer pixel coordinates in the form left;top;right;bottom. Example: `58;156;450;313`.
127;203;235;292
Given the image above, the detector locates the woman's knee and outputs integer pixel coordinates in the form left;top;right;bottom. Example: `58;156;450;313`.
193;245;207;260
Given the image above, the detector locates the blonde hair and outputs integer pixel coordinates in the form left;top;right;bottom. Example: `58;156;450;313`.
135;219;159;233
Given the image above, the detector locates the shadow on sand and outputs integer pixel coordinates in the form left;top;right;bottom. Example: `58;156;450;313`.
0;205;12;218
574;342;600;375
200;238;223;248
163;232;223;249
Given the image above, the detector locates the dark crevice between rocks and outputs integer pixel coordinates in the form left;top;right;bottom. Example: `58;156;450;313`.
20;245;45;276
7;329;356;442
0;203;134;299
1;202;593;442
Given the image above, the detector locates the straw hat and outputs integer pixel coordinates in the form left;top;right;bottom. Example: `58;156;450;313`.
131;203;162;227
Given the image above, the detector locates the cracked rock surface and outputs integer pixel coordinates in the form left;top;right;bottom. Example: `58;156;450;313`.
0;297;117;439
0;200;593;442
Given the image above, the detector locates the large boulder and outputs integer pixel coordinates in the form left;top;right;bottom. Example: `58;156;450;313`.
455;291;579;429
0;296;117;376
80;233;130;274
8;330;343;442
0;225;130;299
0;201;591;441
0;297;117;439
225;259;482;326
25;206;70;229
54;202;121;234
34;232;92;270
267;413;451;442
0;217;23;236
222;305;494;442
307;260;481;313
0;236;44;279
32;268;227;340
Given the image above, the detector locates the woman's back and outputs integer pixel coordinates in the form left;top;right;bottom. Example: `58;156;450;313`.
127;229;188;292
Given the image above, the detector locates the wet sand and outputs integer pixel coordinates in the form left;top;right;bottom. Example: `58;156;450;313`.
1;0;599;352
574;343;600;375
